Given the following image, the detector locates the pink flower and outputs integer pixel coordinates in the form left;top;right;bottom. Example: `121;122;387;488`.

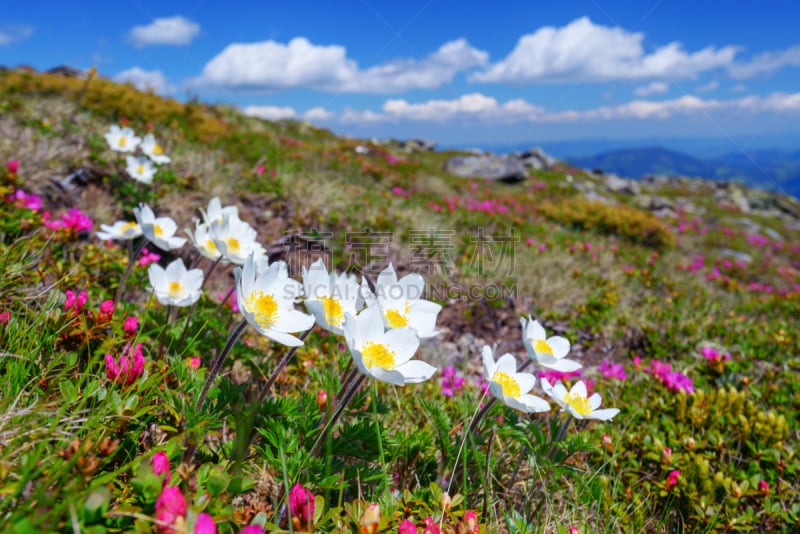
758;479;769;495
391;186;410;197
289;483;314;530
155;486;187;533
256;165;265;176
460;511;479;533
45;208;93;234
317;389;328;410
598;359;627;381
440;365;465;397
152;451;171;482
13;190;42;211
568;528;580;534
123;315;139;337
0;310;9;328
64;290;76;310
239;527;264;534
139;248;161;267
7;160;19;174
422;517;440;534
75;291;88;310
386;153;400;165
633;355;642;371
97;299;115;322
188;356;201;369
105;342;145;385
665;469;680;491
398;519;418;534
195;513;216;534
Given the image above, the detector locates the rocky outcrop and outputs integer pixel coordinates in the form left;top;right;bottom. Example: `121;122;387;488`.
516;147;556;170
444;155;528;183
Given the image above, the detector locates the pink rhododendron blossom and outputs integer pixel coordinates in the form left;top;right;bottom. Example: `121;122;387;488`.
105;342;145;385
398;519;418;534
289;483;314;530
7;160;19;174
138;248;161;267
256;165;265;175
440;365;465;397
188;356;201;369
152;451;171;482
665;469;680;491
460;510;479;533
598;359;627;381
422;517;440;534
97;299;115;322
239;527;264;534
44;209;94;234
194;513;216;534
0;310;10;328
13;190;42;211
123;315;139;336
759;480;769;495
155;486;187;533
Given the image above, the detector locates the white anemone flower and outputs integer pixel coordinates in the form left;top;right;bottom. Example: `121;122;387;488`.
96;220;142;241
343;305;436;386
104;125;141;153
302;258;361;335
140;134;171;164
520;316;581;372
186;220;222;261
363;263;441;339
236;253;314;347
125;155;156;184
482;346;550;413
133;203;187;251
148;258;203;307
201;197;239;226
211;216;265;265
541;379;620;421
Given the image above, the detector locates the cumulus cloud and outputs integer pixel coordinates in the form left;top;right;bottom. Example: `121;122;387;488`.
243;105;297;121
471;17;738;84
194;37;487;93
303;107;334;121
0;24;34;45
115;67;175;95
336;91;800;125
634;81;669;96
729;45;800;79
696;80;719;93
128;16;200;47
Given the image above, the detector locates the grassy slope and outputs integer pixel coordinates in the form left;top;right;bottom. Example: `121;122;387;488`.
0;71;798;532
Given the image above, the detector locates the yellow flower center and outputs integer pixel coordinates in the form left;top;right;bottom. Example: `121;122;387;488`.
492;371;521;398
533;339;553;355
153;144;163;155
322;296;344;326
361;341;396;370
154;224;164;237
136;165;144;175
226;237;240;253
564;391;592;415
122;221;138;233
384;302;410;328
205;239;218;253
168;281;183;298
118;136;127;147
245;291;279;329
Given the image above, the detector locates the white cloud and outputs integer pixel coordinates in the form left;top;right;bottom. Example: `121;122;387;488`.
696;80;719;93
0;24;33;45
336;91;800;125
303;107;334;121
128;16;200;47
729;45;800;79
731;83;747;93
115;67;175;95
243;105;297;121
194;37;487;93
634;81;669;96
471;17;738;84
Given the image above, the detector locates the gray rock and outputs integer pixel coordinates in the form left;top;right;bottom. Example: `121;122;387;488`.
603;174;640;195
444;155;527;183
46;65;82;77
516;147;556;170
400;138;437;152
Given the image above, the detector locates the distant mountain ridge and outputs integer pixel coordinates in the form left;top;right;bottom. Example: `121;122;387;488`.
565;146;800;198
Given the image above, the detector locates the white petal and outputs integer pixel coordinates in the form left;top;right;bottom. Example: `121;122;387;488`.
547;336;571;359
370;367;406;386
361;305;386;341
376;263;398;288
165;258;186;279
571;380;588;398
542;358;582;373
527;318;546;340
397;272;425;301
495;353;518;375
514;394;552;413
264;328;305;347
273;308;315;334
515;372;536;395
381;327;419;365
589;392;603;410
587;408;620;421
481;346;496;379
394;360;437;383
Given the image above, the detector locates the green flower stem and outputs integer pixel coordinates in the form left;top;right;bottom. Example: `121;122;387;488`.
196;318;248;410
255;328;312;404
114;238;147;305
371;380;388;493
309;372;366;458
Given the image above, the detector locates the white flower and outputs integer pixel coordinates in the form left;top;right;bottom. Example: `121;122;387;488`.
236;253;314;347
520;316;581;372
140;134;171;164
363;263;441;339
343;306;436;386
211;216;265;265
186;220;222;261
482;346;550;413
104;125;141;153
201;197;239;226
302;258;361;335
148;258;203;307
125;155;156;184
133;203;187;251
541;379;619;421
96;220;142;241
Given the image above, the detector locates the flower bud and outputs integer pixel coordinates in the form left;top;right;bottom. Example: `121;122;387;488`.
155;486;187;533
123;315;139;337
289;483;314;531
459;511;479;534
661;447;672;465
195;512;216;534
440;492;451;511
359;503;380;534
152;451;171;482
422;516;440;534
601;433;612;452
758;479;769;495
317;389;328;410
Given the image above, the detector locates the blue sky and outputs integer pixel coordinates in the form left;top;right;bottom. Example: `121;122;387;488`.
3;1;800;150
